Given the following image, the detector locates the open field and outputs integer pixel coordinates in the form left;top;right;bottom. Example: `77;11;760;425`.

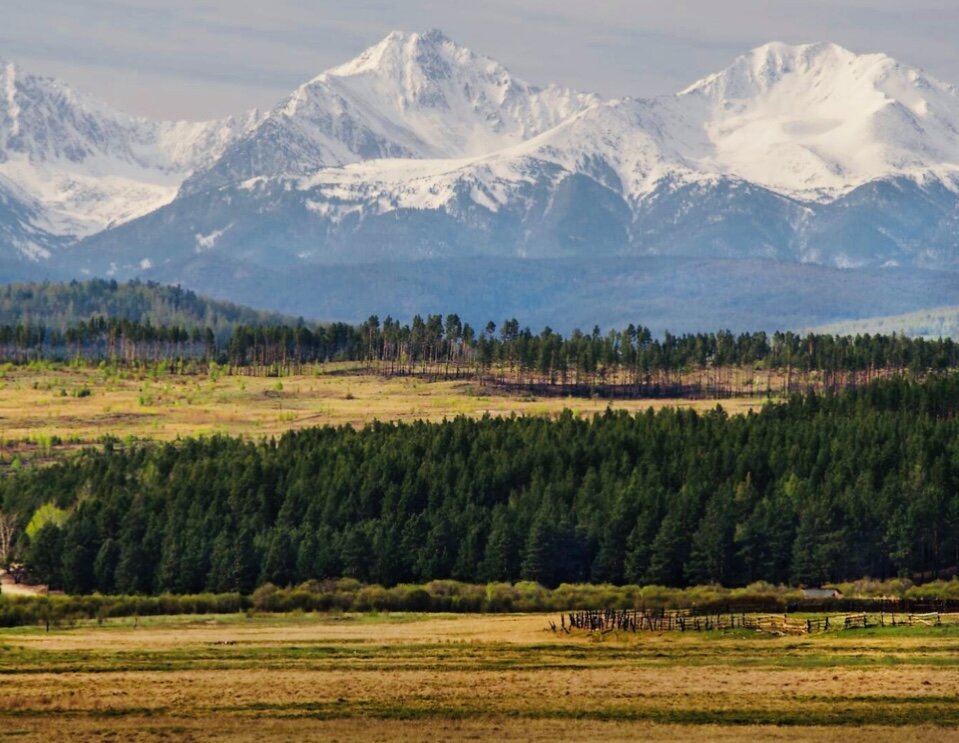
1;613;958;741
0;364;763;447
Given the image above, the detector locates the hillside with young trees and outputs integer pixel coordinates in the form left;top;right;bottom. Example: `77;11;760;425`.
0;280;296;338
2;375;957;594
813;306;959;340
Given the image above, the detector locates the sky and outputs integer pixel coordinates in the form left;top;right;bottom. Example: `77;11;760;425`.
3;0;959;121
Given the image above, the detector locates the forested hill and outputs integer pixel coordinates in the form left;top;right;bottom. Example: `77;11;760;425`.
5;375;958;595
0;280;298;335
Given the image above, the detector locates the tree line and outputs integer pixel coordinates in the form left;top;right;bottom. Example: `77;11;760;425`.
2;375;957;594
1;311;957;395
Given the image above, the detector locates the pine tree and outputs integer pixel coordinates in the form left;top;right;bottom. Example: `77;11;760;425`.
26;522;64;589
685;491;735;585
643;512;687;586
261;526;297;587
93;538;120;594
481;507;520;582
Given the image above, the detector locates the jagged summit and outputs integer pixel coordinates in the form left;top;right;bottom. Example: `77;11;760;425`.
179;29;597;193
327;29;456;78
316;28;596;145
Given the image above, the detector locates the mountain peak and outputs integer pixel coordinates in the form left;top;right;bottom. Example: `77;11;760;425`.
670;40;959;200
419;28;452;45
676;40;958;108
680;38;953;110
0;54;257;250
681;41;883;98
248;28;598;165
327;28;465;80
747;40;854;60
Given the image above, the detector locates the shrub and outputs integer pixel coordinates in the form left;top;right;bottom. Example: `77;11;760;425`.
404;588;432;612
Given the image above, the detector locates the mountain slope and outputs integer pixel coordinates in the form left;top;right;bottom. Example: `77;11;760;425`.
0;174;69;261
0;58;258;257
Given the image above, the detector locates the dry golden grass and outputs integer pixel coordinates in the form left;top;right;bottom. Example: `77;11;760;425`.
0;364;762;446
2;613;958;741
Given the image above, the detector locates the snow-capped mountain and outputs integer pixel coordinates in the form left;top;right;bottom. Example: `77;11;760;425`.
673;41;959;200
0;57;258;258
293;39;959;222
1;31;958;327
180;30;598;194
68;34;959;276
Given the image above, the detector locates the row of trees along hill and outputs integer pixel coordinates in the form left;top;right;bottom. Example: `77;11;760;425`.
2;374;957;594
1;311;957;397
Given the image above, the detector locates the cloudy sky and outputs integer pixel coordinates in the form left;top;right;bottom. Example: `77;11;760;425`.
3;0;959;120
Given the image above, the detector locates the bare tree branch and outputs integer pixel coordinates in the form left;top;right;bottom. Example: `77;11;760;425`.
0;511;16;568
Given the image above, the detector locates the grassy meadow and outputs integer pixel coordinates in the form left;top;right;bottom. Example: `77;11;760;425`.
1;612;958;741
0;362;762;448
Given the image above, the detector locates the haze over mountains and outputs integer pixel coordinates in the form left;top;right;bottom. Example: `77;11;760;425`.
1;31;957;331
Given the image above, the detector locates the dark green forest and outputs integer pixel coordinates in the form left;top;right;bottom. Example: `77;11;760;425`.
3;375;958;595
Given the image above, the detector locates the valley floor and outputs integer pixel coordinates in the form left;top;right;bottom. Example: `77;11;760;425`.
1;613;958;741
0;364;761;448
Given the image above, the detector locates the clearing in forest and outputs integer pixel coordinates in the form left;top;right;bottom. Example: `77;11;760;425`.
0;363;761;447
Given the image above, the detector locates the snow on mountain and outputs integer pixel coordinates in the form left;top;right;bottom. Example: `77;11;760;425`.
323;29;599;156
0;57;257;255
231;37;959;238
0;172;70;261
673;41;959;200
217;94;702;234
423;39;959;206
181;30;598;193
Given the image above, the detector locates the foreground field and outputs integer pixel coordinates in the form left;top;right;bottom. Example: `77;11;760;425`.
0;364;761;446
1;613;958;741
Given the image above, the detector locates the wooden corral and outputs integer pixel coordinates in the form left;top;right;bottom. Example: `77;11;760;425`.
552;609;951;636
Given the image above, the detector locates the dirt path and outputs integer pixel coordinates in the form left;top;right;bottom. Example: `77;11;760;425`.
0;568;46;596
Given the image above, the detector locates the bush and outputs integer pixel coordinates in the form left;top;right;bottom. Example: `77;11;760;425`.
251;583;280;612
906;577;959;601
404;588;432;612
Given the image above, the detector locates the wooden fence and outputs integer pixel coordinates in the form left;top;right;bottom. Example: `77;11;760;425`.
553;609;757;635
882;612;942;627
551;609;948;636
